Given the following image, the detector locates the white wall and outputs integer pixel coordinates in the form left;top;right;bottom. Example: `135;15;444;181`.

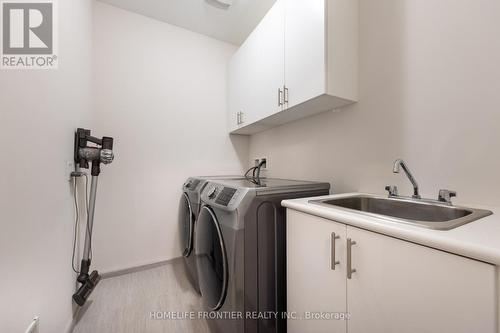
91;2;248;272
0;1;93;332
2;2;499;331
249;0;500;207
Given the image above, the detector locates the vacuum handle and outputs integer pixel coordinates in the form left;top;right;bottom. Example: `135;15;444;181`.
102;136;114;150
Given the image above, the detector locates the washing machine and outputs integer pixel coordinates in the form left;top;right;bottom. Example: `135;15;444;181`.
179;176;244;294
196;178;330;333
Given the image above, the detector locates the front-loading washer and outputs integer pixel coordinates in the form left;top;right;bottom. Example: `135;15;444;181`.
179;176;244;294
196;178;330;333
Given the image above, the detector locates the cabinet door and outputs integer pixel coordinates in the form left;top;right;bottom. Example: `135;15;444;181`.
284;0;326;109
228;50;245;132
287;209;347;333
245;0;284;123
346;226;496;333
228;0;284;131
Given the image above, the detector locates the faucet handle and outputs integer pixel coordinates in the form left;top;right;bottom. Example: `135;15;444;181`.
438;189;457;204
385;185;399;197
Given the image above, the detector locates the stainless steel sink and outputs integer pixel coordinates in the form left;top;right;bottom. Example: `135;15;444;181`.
310;195;492;230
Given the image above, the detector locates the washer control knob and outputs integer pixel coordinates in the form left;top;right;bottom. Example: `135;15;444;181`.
208;187;218;199
184;181;192;189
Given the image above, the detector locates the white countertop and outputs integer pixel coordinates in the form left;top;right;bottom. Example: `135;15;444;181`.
282;193;500;266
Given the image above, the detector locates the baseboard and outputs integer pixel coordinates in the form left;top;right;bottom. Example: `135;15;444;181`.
100;257;183;279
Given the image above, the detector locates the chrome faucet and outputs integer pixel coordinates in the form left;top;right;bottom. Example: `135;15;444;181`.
385;159;458;204
392;159;421;199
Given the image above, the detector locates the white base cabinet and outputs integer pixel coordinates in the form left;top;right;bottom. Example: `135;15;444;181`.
286;209;497;333
287;209;347;333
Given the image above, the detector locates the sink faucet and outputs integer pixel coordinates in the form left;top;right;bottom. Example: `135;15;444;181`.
386;159;458;204
392;159;421;199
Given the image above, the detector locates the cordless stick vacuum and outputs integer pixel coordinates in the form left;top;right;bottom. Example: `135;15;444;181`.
72;128;114;306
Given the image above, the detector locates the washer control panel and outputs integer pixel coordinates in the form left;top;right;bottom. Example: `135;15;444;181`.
183;178;200;191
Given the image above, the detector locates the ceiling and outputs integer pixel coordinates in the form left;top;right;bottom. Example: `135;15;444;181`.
98;0;276;45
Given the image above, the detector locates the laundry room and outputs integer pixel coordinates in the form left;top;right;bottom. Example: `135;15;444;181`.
2;0;500;332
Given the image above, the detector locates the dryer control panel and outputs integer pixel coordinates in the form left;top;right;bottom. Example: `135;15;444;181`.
203;183;246;210
215;187;237;206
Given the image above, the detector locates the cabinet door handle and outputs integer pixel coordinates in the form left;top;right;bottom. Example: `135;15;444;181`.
331;232;340;270
284;86;289;104
278;88;283;107
347;238;357;279
237;111;245;125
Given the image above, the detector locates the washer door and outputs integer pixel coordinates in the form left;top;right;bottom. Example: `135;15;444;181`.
196;206;228;311
179;193;195;257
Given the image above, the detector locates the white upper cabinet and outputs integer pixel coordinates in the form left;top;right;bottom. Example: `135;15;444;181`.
228;0;285;133
228;0;358;135
284;0;326;109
